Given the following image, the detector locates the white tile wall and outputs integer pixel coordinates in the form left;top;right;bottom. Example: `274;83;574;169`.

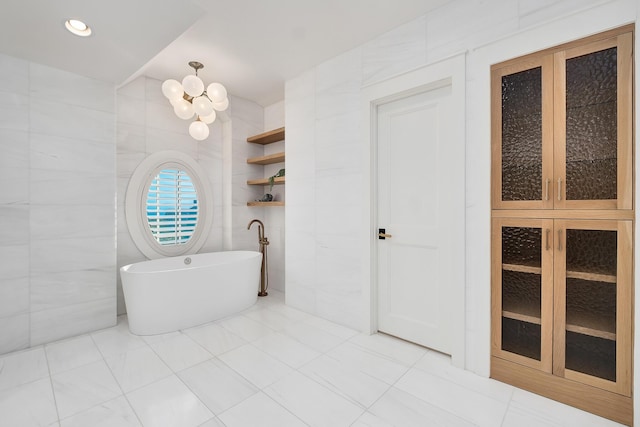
229;95;265;255
115;79;277;312
261;101;286;292
115;76;226;314
284;0;639;390
0;54;116;355
362;15;428;87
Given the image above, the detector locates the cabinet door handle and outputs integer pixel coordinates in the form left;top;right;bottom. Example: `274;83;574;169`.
557;229;562;251
557;178;562;201
545;178;550;201
545;229;550;251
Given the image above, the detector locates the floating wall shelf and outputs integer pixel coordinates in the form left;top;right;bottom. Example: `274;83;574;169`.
246;127;286;207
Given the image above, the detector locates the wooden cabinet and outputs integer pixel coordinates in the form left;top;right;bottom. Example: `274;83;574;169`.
246;127;285;206
492;28;633;210
491;25;634;426
492;219;632;390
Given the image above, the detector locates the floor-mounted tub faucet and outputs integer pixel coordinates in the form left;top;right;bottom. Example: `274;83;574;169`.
248;219;269;296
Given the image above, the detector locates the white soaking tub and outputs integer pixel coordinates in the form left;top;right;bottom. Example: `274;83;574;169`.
120;251;262;335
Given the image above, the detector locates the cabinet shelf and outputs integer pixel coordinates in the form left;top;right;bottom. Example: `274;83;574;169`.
247;201;284;207
566;270;616;284
247;176;285;186
247;127;285;145
503;263;616;284
502;308;616;341
566;323;615;341
503;310;541;325
502;263;541;275
246;127;286;207
247;152;285;165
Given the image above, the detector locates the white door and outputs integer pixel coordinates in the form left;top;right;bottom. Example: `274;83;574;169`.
376;83;460;355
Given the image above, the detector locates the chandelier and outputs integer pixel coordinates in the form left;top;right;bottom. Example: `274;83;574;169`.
161;61;229;141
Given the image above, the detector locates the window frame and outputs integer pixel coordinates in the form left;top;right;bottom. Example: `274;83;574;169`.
125;151;213;259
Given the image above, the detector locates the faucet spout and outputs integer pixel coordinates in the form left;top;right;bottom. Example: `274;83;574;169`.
248;219;264;241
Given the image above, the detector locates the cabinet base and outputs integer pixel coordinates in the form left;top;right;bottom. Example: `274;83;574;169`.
491;357;632;426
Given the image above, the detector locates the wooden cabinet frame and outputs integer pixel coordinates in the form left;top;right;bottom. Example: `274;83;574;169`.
552;219;633;396
490;24;634;426
491;218;554;372
493;219;632;390
492;26;633;211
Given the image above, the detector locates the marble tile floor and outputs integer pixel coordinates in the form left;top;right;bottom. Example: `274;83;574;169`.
0;290;624;427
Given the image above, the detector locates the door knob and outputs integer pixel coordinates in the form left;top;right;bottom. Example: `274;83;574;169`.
378;228;392;239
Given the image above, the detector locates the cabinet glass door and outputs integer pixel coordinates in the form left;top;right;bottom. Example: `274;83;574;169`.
554;220;632;395
554;33;633;209
492;57;554;209
492;218;553;372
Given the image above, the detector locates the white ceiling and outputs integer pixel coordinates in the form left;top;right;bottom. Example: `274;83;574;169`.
0;0;453;106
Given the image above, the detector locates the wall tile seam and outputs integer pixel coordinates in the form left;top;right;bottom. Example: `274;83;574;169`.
29;165;116;175
26;131;116;147
27;295;117;314
516;0;614;21
29;295;117;313
26;64;32;352
0;309;30;321
28;92;117;115
463;0;632;54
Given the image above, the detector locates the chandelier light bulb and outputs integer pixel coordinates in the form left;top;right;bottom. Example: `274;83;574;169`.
173;98;195;120
192;96;214;117
189;120;210;141
161;79;184;101
212;97;229;112
206;83;227;103
165;62;229;140
200;110;217;124
182;75;204;97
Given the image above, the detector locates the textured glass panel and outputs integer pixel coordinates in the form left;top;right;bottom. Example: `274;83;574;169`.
566;278;616;337
566;47;617;200
565;228;617;381
502;67;542;201
566;332;616;381
566;229;617;276
502;318;541;360
502;270;541;318
502;227;542;268
502;271;541;359
501;226;542;361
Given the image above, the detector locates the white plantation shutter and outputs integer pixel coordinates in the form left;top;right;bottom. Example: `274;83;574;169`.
146;169;199;245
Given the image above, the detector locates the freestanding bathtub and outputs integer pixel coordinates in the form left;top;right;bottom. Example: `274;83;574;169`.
120;251;262;335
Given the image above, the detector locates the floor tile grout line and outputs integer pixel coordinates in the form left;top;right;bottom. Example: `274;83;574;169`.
217;389;311;427
89;323;147;427
169;356;227;427
382;352;485;427
42;344;62;425
500;386;516;427
0;349;50;393
210;339;351;425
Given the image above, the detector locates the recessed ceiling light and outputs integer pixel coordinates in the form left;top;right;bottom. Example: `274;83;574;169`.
65;19;92;37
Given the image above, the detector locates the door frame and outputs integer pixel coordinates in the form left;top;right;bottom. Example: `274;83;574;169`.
361;53;466;368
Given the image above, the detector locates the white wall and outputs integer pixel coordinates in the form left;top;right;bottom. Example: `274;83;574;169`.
262;101;286;292
285;0;637;382
0;54;117;354
116;78;270;313
116;76;225;314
